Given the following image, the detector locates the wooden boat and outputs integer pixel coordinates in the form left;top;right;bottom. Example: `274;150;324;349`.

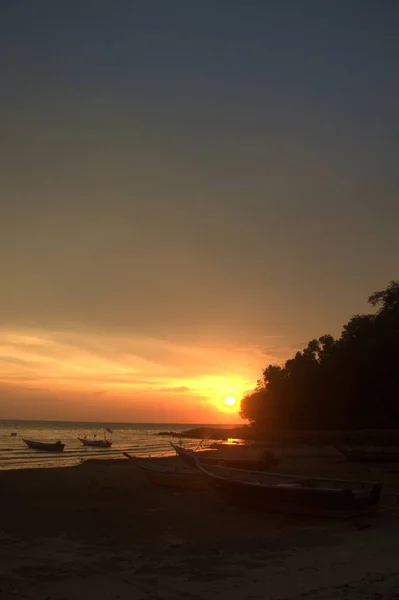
78;437;112;448
23;439;65;452
197;463;382;518
338;447;399;463
10;432;17;437
123;453;207;490
171;443;278;471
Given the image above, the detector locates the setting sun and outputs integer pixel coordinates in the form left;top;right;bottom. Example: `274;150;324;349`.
224;396;237;408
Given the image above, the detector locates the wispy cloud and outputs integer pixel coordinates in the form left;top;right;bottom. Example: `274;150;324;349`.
0;327;291;422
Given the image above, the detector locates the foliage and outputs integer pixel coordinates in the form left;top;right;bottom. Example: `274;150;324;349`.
240;281;399;429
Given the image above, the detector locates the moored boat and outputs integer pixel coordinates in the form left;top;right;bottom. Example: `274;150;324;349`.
78;437;112;448
197;463;382;518
124;453;207;490
23;439;65;452
171;443;278;471
338;447;399;463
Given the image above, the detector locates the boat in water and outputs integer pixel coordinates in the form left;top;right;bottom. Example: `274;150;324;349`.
124;453;207;490
171;443;278;471
197;463;382;518
23;439;65;452
338;447;399;463
78;437;112;448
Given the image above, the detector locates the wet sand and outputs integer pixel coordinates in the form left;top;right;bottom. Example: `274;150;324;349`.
1;449;399;599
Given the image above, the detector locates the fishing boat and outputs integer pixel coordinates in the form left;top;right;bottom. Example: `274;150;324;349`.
338;447;399;463
171;443;278;471
78;427;113;448
197;463;382;518
23;439;65;452
123;453;207;490
78;437;112;448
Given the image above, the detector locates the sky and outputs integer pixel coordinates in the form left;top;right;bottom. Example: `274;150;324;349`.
0;1;398;423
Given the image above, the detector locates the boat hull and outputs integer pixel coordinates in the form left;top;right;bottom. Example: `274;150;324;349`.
339;448;399;463
197;464;382;518
23;439;65;452
171;444;277;471
135;458;208;490
78;438;112;448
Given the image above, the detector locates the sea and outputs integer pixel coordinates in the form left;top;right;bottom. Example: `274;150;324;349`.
0;420;234;470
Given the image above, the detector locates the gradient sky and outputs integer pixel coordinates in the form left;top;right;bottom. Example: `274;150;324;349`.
1;1;398;423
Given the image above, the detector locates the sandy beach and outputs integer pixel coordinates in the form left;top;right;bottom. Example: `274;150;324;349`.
1;449;399;600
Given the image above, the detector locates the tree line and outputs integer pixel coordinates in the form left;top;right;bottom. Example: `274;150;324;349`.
240;281;399;430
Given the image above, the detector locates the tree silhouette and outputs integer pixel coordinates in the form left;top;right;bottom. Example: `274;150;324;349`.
240;281;399;430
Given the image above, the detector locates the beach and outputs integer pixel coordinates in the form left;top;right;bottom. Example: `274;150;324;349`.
1;449;399;599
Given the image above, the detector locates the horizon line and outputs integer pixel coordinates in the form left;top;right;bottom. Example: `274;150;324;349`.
0;417;246;427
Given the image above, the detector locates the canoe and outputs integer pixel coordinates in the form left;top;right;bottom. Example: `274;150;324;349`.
78;437;112;448
23;439;65;452
338;448;399;463
197;463;382;518
124;454;207;490
171;443;278;471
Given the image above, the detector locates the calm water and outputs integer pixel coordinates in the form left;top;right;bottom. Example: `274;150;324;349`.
0;420;233;470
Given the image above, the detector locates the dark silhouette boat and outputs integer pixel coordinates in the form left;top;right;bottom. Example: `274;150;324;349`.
338;447;399;463
123;453;207;490
171;443;278;471
23;439;65;452
78;437;112;448
197;463;382;518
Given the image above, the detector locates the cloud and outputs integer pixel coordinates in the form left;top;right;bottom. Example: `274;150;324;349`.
0;326;293;422
0;356;34;366
161;386;191;393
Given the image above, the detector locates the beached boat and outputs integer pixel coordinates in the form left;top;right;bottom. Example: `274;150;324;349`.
78;437;112;448
197;463;382;517
23;439;65;452
338;447;399;463
171;443;278;471
123;453;207;490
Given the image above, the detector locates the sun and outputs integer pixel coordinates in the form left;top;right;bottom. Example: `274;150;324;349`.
224;396;237;408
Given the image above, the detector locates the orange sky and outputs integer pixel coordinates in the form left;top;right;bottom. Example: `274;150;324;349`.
0;328;291;423
1;3;398;423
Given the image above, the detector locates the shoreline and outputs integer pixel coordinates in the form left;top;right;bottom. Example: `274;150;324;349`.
4;422;399;474
4;433;399;473
159;425;399;446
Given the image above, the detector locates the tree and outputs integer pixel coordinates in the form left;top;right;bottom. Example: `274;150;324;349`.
369;280;399;313
240;281;399;430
